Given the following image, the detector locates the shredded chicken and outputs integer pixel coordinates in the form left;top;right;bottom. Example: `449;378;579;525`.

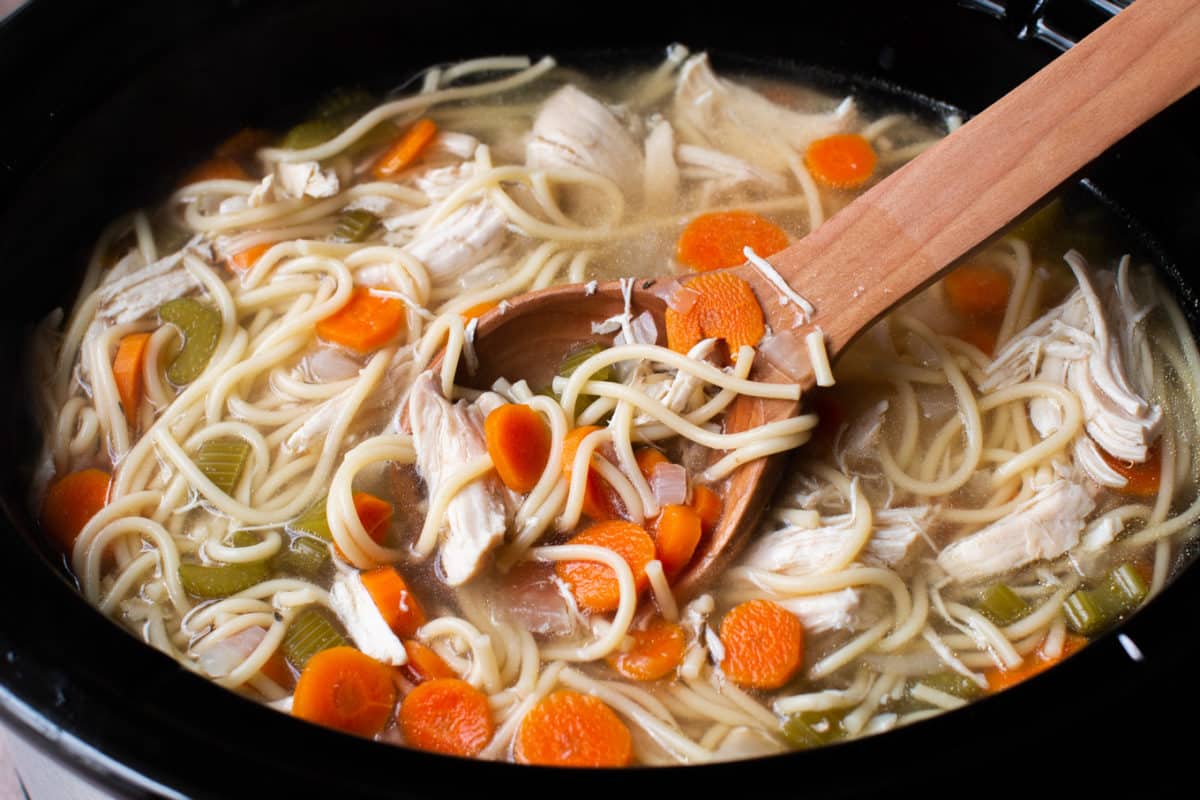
408;372;508;585
274;160;340;199
983;252;1162;488
329;571;408;665
937;479;1095;582
93;252;198;326
527;85;645;199
404;200;508;282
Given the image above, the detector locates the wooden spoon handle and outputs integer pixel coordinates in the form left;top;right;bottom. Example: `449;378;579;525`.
763;0;1200;358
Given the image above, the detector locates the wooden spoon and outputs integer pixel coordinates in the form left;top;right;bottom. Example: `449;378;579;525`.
460;0;1200;598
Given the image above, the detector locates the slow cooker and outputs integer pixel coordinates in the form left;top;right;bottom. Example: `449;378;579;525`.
1;0;1198;797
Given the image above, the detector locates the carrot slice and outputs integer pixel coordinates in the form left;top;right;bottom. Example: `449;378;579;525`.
556;520;655;613
985;635;1087;693
292;646;397;737
561;425;623;520
606;618;686;681
352;491;393;541
689;485;722;536
399;678;494;757
316;287;406;354
664;272;765;359
227;242;273;273
112;332;151;427
651;503;702;579
485;404;552;493
40;469;111;552
957;325;999;357
181;155;249;185
804;133;877;189
461;300;499;320
1100;440;1163;498
634;447;669;480
676;210;789;272
260;649;296;690
943;262;1011;320
360;565;426;639
719;599;804;690
515;690;633;767
402;640;456;683
372;119;439;179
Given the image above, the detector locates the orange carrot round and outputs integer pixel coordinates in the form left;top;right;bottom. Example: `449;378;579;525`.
373;119;439;179
804;133;877;189
943;262;1011;320
316;287;406;353
665;272;765;359
556;520;655;612
1100;440;1163;498
360;565;426;639
292;646;396;737
651;504;703;579
561;426;623;520
461;300;499;320
402;640;456;683
399;678;494;757
676;210;789;272
606;618;686;681
352;491;393;541
719;599;804;690
486;404;552;494
112;332;151;428
514;690;633;767
689;485;722;535
40;469;111;552
227;242;273;273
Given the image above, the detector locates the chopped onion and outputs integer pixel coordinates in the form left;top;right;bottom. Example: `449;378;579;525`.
667;284;700;314
650;462;689;507
616;310;659;347
306;348;362;382
196;625;266;678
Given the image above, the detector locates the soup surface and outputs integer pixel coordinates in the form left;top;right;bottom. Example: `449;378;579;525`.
30;47;1200;765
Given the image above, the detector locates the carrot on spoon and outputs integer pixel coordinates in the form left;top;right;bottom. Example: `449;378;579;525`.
561;425;624;520
650;503;702;579
665;272;765;359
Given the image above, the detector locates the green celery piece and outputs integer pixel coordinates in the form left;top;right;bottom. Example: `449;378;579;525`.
1063;589;1108;636
273;535;330;578
558;342;612;382
918;671;984;700
333;209;379;243
280;118;341;150
290;495;332;542
978;584;1030;626
195;437;251;495
159;298;221;385
178;530;268;598
1108;563;1149;611
313;87;376;121
283;607;347;669
781;711;845;750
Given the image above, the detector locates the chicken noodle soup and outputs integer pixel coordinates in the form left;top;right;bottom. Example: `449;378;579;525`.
30;47;1200;765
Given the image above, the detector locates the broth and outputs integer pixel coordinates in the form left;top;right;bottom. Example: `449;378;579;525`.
28;47;1200;765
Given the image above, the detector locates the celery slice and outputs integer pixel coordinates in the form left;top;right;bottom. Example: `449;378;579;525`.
178;562;268;598
279;118;341;150
195;437;251;495
273;535;329;578
919;671;984;700
978;583;1030;626
558;342;612;382
1063;589;1107;636
290;495;332;542
334;209;378;243
781;711;845;749
283;607;347;669
1108;563;1149;611
159;298;221;385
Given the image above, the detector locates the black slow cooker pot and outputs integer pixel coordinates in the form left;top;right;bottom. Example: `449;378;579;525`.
1;1;1198;797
